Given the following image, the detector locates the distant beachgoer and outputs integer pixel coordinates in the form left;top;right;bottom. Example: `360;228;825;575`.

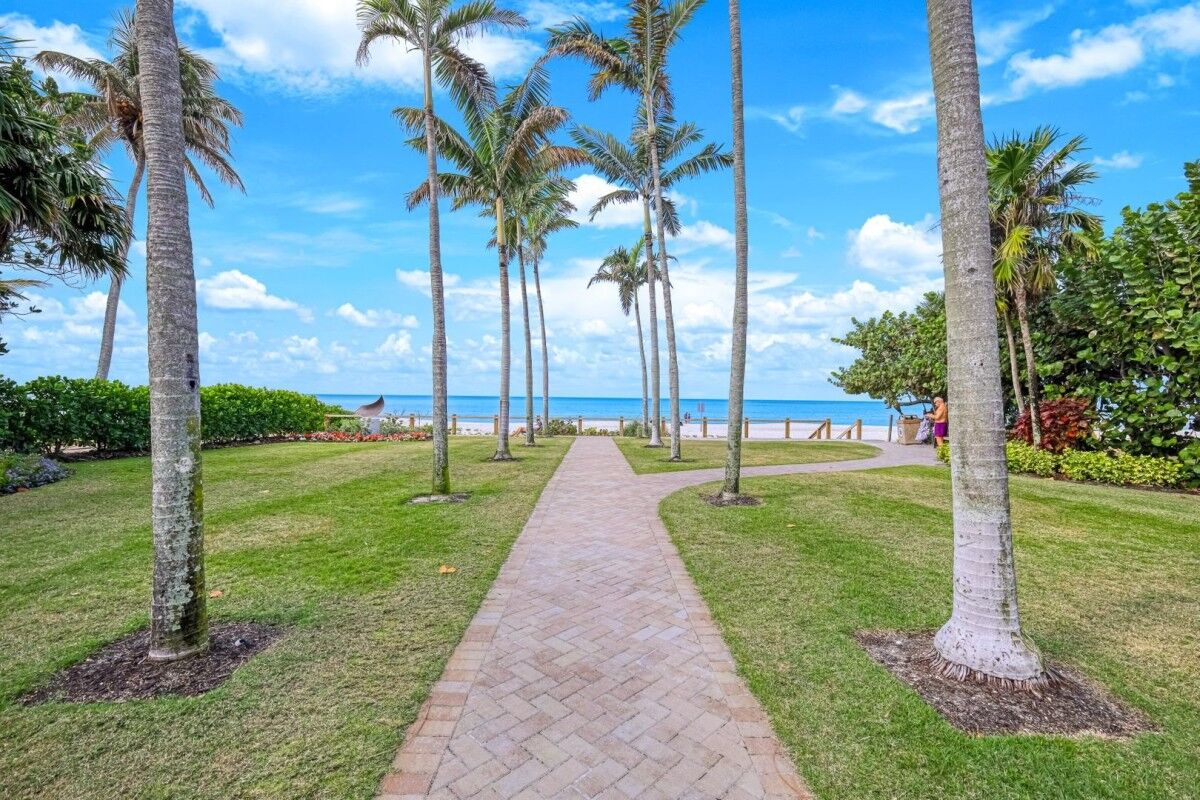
932;397;948;447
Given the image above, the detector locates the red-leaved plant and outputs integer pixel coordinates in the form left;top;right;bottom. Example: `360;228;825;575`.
1010;397;1094;453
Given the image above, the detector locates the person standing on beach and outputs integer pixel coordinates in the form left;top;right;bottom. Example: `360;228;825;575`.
933;397;949;447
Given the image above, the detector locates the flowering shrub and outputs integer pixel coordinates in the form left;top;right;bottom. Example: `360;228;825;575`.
1010;397;1094;453
289;431;432;443
1;452;72;494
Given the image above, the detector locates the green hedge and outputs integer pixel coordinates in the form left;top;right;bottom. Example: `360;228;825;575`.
937;440;1189;488
0;376;343;454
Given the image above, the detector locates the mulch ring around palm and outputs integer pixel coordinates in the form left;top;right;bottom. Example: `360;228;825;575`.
20;622;283;705
856;630;1155;737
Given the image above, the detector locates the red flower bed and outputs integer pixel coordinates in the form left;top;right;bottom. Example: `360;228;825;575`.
286;431;432;443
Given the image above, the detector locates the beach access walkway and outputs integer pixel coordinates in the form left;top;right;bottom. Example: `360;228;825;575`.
378;438;937;800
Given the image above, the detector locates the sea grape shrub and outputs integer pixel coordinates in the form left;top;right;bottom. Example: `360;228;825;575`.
1011;397;1093;453
544;418;578;436
0;377;341;453
0;452;72;493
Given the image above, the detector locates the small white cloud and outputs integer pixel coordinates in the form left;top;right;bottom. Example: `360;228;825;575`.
2;14;103;91
198;331;218;352
806;226;825;240
975;5;1055;67
376;331;413;358
672;221;735;254
780;246;803;259
1094;151;1144;169
567;174;645;228
334;302;418;329
196;269;311;320
830;88;869;115
869;92;935;134
296;193;366;215
848;214;942;279
578;319;613;336
396;269;461;294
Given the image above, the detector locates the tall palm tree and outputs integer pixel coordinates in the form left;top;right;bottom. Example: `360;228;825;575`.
589;242;650;432
570;120;730;446
721;0;749;500
135;0;208;662
402;63;584;460
358;0;525;493
549;0;705;459
524;183;577;433
988;127;1100;446
496;174;572;446
35;10;244;381
925;0;1046;685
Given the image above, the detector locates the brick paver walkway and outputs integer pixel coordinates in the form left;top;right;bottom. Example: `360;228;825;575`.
379;438;936;800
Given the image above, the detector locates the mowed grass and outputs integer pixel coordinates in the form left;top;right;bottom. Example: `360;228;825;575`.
615;437;880;474
660;466;1200;800
0;438;569;799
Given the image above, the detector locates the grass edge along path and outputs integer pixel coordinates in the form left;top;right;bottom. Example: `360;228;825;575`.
659;465;1199;800
615;437;881;474
0;438;569;799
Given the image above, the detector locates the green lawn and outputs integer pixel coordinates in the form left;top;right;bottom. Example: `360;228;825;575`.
0;438;569;799
660;467;1199;800
614;437;880;474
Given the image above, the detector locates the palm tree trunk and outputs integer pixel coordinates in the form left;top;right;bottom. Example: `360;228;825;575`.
634;290;649;434
722;0;749;499
647;121;683;461
423;47;450;494
137;0;208;662
517;231;535;446
96;153;145;380
1013;287;1042;447
494;197;512;460
1003;310;1025;415
532;253;551;436
642;199;663;447
926;0;1044;684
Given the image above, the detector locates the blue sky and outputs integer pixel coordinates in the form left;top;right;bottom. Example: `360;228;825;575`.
3;0;1198;400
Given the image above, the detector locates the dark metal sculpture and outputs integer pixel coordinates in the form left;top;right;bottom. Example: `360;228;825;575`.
354;396;386;418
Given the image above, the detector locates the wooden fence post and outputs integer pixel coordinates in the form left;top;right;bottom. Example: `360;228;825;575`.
493;415;499;435
856;419;863;440
887;415;894;442
744;418;750;439
619;416;625;435
409;414;416;431
824;419;832;439
784;417;791;439
702;417;708;438
577;416;584;434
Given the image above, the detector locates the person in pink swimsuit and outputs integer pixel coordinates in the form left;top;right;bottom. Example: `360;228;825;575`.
932;397;949;447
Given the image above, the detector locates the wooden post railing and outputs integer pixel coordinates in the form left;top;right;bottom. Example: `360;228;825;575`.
784;417;791;439
451;414;458;435
744;417;750;439
492;415;499;435
619;416;625;435
856;419;863;440
409;414;416;432
824;419;833;439
702;417;708;438
577;416;584;434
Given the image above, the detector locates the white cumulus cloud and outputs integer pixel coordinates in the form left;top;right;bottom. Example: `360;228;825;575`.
334;303;418;329
196;270;312;321
847;214;942;279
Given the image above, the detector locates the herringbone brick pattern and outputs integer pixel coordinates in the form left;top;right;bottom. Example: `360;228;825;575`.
378;438;934;799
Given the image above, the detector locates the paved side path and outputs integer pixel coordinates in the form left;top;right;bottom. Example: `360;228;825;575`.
379;439;937;800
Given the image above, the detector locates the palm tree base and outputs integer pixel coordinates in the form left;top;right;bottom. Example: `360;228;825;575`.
933;620;1051;688
703;492;762;507
492;452;514;461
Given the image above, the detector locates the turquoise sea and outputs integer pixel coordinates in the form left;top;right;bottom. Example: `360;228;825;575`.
316;395;899;426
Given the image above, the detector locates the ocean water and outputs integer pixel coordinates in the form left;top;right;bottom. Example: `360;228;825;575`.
316;395;898;426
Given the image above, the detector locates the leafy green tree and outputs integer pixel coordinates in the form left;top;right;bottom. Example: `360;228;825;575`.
831;292;947;414
357;0;525;493
0;47;127;355
36;9;244;380
589;242;649;432
1040;162;1200;479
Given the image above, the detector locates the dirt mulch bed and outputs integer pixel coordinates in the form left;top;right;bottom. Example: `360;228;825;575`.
857;630;1155;737
702;493;763;507
20;622;283;705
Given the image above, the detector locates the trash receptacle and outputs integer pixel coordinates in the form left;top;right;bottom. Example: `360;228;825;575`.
897;416;922;445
